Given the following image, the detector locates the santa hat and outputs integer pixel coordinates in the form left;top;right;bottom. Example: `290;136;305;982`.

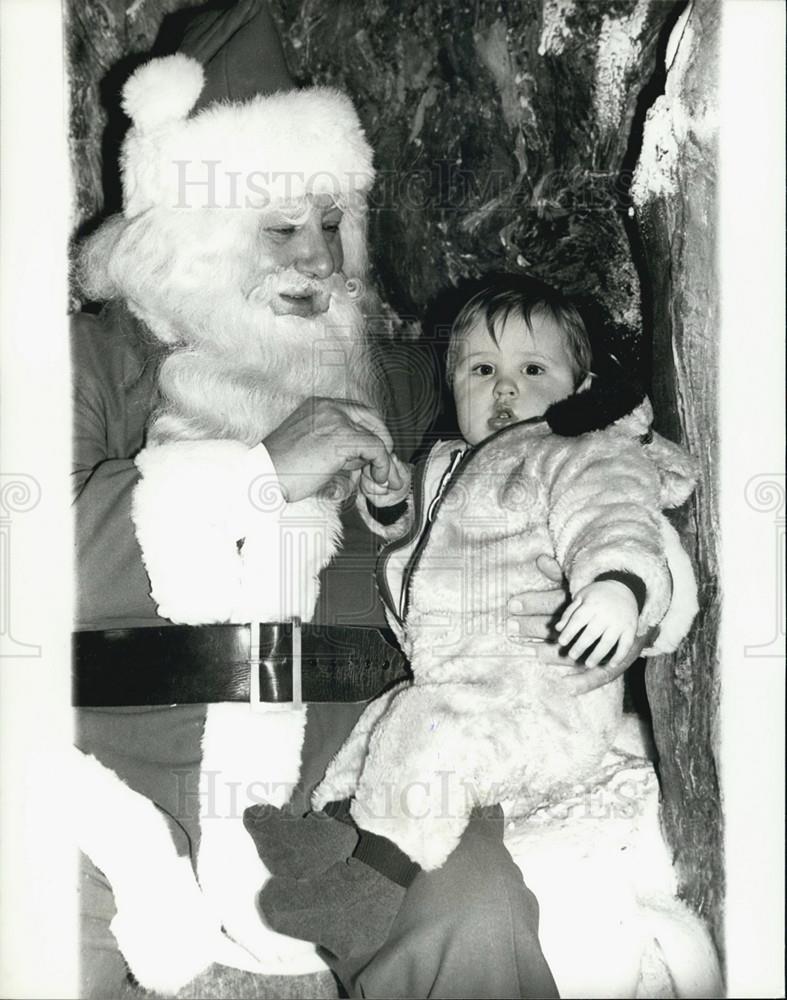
120;0;375;216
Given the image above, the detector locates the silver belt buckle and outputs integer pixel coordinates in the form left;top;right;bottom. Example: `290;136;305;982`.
249;618;303;712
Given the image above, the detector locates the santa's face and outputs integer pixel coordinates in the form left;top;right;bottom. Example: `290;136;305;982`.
132;190;375;445
106;188;376;444
251;194;344;318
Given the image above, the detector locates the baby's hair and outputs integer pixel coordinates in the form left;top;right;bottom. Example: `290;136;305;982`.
445;272;593;386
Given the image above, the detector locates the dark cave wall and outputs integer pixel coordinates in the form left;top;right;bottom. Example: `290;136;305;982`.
67;0;722;951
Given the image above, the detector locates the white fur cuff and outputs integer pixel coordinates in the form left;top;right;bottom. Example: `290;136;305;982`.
132;439;285;624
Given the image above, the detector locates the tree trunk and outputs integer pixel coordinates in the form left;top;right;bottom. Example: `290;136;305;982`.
631;0;723;951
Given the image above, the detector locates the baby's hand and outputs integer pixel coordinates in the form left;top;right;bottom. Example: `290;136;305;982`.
555;580;639;669
359;454;411;507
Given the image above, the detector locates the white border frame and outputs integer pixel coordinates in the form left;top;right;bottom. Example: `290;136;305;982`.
0;0;784;996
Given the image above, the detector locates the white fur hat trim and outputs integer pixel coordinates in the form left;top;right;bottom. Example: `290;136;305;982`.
122;54;205;130
121;55;375;215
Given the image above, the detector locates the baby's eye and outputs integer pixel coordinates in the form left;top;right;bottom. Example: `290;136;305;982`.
472;363;495;376
524;364;545;376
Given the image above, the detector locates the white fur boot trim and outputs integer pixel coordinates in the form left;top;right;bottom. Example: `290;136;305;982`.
71;748;228;994
196;703;328;975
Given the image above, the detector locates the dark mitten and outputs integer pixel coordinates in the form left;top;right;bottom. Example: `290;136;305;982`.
243;803;359;879
259;858;406;960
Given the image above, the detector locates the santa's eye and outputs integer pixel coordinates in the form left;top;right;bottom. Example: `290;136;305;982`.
471;363;495;376
524;364;544;376
267;225;297;237
322;221;341;234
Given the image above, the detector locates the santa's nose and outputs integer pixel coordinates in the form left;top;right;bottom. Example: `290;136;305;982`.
292;225;338;279
494;377;518;398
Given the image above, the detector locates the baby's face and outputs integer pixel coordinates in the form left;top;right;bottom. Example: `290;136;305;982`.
453;311;579;445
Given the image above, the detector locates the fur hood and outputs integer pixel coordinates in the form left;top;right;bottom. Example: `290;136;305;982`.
543;375;698;508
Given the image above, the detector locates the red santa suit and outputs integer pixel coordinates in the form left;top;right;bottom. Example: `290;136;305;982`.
71;38;389;992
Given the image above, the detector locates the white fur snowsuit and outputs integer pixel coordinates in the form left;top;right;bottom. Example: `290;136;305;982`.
314;395;699;871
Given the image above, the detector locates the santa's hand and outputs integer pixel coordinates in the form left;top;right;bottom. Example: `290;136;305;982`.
555;580;639;669
560;631;650;695
359;455;411;507
506;557;646;694
264;397;396;503
506;554;569;642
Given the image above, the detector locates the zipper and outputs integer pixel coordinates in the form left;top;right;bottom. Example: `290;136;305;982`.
375;445;463;627
373;470;426;629
379;419;547;627
397;419;550;623
399;447;466;624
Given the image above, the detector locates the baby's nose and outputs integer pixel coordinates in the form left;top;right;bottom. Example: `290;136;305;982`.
494;377;518;397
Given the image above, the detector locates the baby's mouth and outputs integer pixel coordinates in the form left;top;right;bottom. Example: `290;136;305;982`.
488;406;517;429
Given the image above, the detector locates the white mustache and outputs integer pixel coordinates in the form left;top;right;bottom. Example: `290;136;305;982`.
245;272;321;304
245;271;361;304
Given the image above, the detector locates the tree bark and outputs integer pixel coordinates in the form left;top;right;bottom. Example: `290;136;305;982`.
66;0;197;233
631;0;723;951
271;0;679;365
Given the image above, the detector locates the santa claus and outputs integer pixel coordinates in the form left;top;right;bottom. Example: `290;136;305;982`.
71;1;414;993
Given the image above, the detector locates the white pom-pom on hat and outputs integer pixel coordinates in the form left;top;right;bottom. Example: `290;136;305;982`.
123;54;205;130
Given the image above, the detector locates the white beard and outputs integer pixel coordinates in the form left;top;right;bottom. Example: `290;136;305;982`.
131;273;374;623
146;274;375;446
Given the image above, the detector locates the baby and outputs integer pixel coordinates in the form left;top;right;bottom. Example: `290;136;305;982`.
247;272;699;957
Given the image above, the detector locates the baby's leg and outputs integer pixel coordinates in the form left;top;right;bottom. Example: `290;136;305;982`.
312;681;407;810
351;684;488;870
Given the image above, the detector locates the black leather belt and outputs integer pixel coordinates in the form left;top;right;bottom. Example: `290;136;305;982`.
72;621;410;707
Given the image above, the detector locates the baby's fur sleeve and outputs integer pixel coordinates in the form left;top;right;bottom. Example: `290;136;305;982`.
543;430;676;632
